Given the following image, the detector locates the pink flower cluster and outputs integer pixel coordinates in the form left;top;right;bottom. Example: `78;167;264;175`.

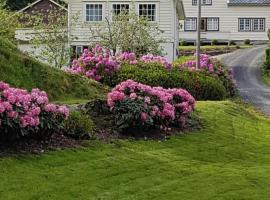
107;80;195;129
66;45;119;81
180;54;214;73
140;54;172;70
67;44;173;82
0;82;69;129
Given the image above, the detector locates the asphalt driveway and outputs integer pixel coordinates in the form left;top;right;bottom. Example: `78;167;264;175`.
217;45;270;115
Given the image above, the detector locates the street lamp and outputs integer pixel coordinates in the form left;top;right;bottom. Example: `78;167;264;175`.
196;0;201;70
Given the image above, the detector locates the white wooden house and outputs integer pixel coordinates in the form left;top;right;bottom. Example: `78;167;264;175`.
179;0;270;43
68;0;185;61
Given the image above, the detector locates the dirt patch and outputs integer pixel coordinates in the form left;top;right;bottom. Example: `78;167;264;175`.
0;133;81;157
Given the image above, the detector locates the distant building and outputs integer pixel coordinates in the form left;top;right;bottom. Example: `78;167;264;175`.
68;0;185;62
15;0;68;65
180;0;270;44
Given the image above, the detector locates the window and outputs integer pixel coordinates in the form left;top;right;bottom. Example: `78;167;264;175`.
239;18;265;31
85;4;103;22
139;4;156;21
207;18;219;31
192;0;212;5
185;18;197;31
112;4;129;20
184;17;219;31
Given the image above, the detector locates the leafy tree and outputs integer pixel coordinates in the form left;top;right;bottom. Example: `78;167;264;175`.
23;8;70;68
4;0;35;11
87;12;164;56
0;8;19;40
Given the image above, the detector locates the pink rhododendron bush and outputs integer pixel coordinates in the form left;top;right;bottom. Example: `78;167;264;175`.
66;45;172;82
107;80;195;131
180;54;236;96
0;82;69;141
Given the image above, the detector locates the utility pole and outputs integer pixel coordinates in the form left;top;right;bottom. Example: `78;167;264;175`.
196;0;201;70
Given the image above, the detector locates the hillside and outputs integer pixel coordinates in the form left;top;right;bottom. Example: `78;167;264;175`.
0;38;108;103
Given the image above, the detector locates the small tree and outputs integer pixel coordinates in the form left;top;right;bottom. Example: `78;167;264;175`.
0;8;19;40
24;8;70;68
87;12;164;56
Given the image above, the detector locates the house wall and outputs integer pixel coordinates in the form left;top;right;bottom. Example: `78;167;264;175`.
69;0;179;61
179;0;270;41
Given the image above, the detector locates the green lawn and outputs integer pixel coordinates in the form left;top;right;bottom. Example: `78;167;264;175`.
179;45;253;51
1;101;270;200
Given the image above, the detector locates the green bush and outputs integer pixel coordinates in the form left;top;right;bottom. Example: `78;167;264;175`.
228;40;236;46
211;39;219;46
265;49;270;70
104;63;227;100
64;111;94;140
244;39;251;45
180;40;188;46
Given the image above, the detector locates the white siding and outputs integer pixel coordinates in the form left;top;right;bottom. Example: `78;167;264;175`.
69;0;181;61
180;0;270;41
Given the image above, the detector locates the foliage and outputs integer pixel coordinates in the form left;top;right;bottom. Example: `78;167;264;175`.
67;45;172;81
4;0;34;10
0;82;69;141
211;39;218;46
23;8;69;68
0;8;19;40
179;54;237;97
104;62;227;100
86;11;164;56
228;40;236;46
264;48;270;70
107;80;195;131
244;39;251;45
0;37;108;102
64;111;94;140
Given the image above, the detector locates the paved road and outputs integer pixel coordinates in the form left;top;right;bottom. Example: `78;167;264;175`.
217;45;270;115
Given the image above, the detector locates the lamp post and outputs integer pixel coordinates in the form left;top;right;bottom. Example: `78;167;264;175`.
196;0;201;70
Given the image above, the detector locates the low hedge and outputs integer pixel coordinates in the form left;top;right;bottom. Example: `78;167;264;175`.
104;63;227;100
265;49;270;70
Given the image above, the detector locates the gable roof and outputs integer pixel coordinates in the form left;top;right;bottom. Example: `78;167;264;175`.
227;0;270;6
18;0;68;13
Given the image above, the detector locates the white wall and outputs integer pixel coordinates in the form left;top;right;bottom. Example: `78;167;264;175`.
180;0;270;41
69;0;180;61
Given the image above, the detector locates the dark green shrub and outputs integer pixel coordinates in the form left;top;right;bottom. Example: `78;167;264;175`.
244;39;251;45
265;49;270;70
211;39;218;46
228;40;236;46
64;111;94;140
104;63;227;100
180;40;188;46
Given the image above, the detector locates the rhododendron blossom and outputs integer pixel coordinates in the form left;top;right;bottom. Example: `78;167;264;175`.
0;82;69;130
107;80;195;129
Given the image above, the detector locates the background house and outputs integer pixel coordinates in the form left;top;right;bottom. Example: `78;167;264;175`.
15;0;68;64
68;0;185;62
179;0;270;44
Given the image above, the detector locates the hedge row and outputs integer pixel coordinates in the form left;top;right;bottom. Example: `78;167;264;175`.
104;63;227;100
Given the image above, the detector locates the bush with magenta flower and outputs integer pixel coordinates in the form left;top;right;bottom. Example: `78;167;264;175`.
0;81;69;141
66;44;119;82
107;80;195;131
180;54;236;96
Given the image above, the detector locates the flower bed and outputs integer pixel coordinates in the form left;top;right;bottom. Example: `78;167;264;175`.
0;82;69;141
67;45;172;81
107;80;195;131
180;54;236;96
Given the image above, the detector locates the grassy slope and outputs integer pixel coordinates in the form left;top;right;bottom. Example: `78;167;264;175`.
1;101;270;199
0;39;108;103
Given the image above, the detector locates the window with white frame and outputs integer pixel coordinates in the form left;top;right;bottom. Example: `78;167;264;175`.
85;4;103;22
239;18;265;31
112;4;129;20
207;18;219;31
192;0;212;5
185;18;197;31
139;4;156;21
